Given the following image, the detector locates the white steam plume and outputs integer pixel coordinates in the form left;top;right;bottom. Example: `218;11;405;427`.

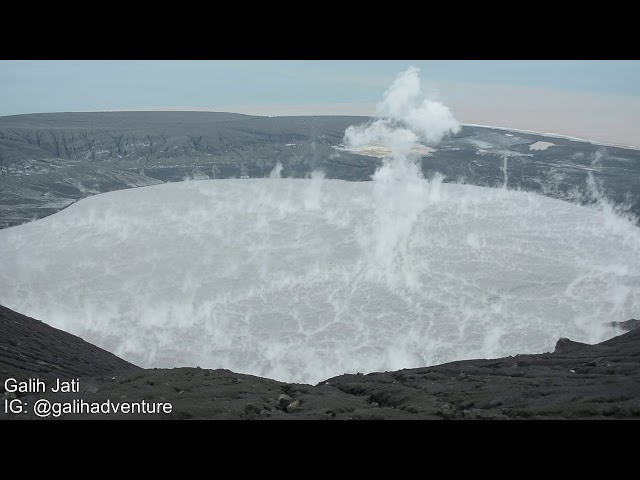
269;162;284;179
344;66;460;278
344;66;460;158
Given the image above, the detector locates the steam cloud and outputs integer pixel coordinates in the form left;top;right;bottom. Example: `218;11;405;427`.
344;67;460;277
344;66;460;158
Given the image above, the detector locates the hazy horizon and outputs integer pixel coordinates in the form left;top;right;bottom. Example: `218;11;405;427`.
1;60;639;148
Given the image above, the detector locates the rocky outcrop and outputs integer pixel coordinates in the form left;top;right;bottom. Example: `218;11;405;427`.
609;319;640;332
1;304;638;420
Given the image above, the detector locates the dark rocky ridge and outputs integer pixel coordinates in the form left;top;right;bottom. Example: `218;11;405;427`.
0;304;139;382
1;304;639;420
1;111;639;228
609;319;640;332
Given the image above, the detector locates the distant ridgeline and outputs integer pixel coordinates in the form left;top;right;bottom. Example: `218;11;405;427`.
1;111;639;228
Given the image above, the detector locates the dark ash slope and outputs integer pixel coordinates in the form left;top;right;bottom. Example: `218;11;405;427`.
0;304;139;382
1;304;638;420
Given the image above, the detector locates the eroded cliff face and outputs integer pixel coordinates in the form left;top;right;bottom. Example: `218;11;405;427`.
0;113;376;227
0;112;366;179
1;111;639;229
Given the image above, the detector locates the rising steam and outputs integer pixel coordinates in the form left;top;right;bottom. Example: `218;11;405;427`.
344;66;460;158
344;66;460;277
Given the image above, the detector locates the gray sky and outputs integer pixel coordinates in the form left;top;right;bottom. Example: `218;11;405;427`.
1;60;639;147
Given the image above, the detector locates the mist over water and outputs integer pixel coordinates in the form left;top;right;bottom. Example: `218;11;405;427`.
1;67;639;384
345;66;460;283
0;178;639;383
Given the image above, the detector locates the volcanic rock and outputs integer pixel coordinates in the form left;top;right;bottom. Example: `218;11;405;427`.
1;304;639;420
609;319;640;332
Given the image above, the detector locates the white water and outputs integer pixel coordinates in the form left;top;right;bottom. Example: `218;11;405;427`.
1;178;639;384
3;66;639;384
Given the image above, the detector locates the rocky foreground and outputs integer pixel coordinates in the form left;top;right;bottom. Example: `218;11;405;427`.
1;304;639;419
